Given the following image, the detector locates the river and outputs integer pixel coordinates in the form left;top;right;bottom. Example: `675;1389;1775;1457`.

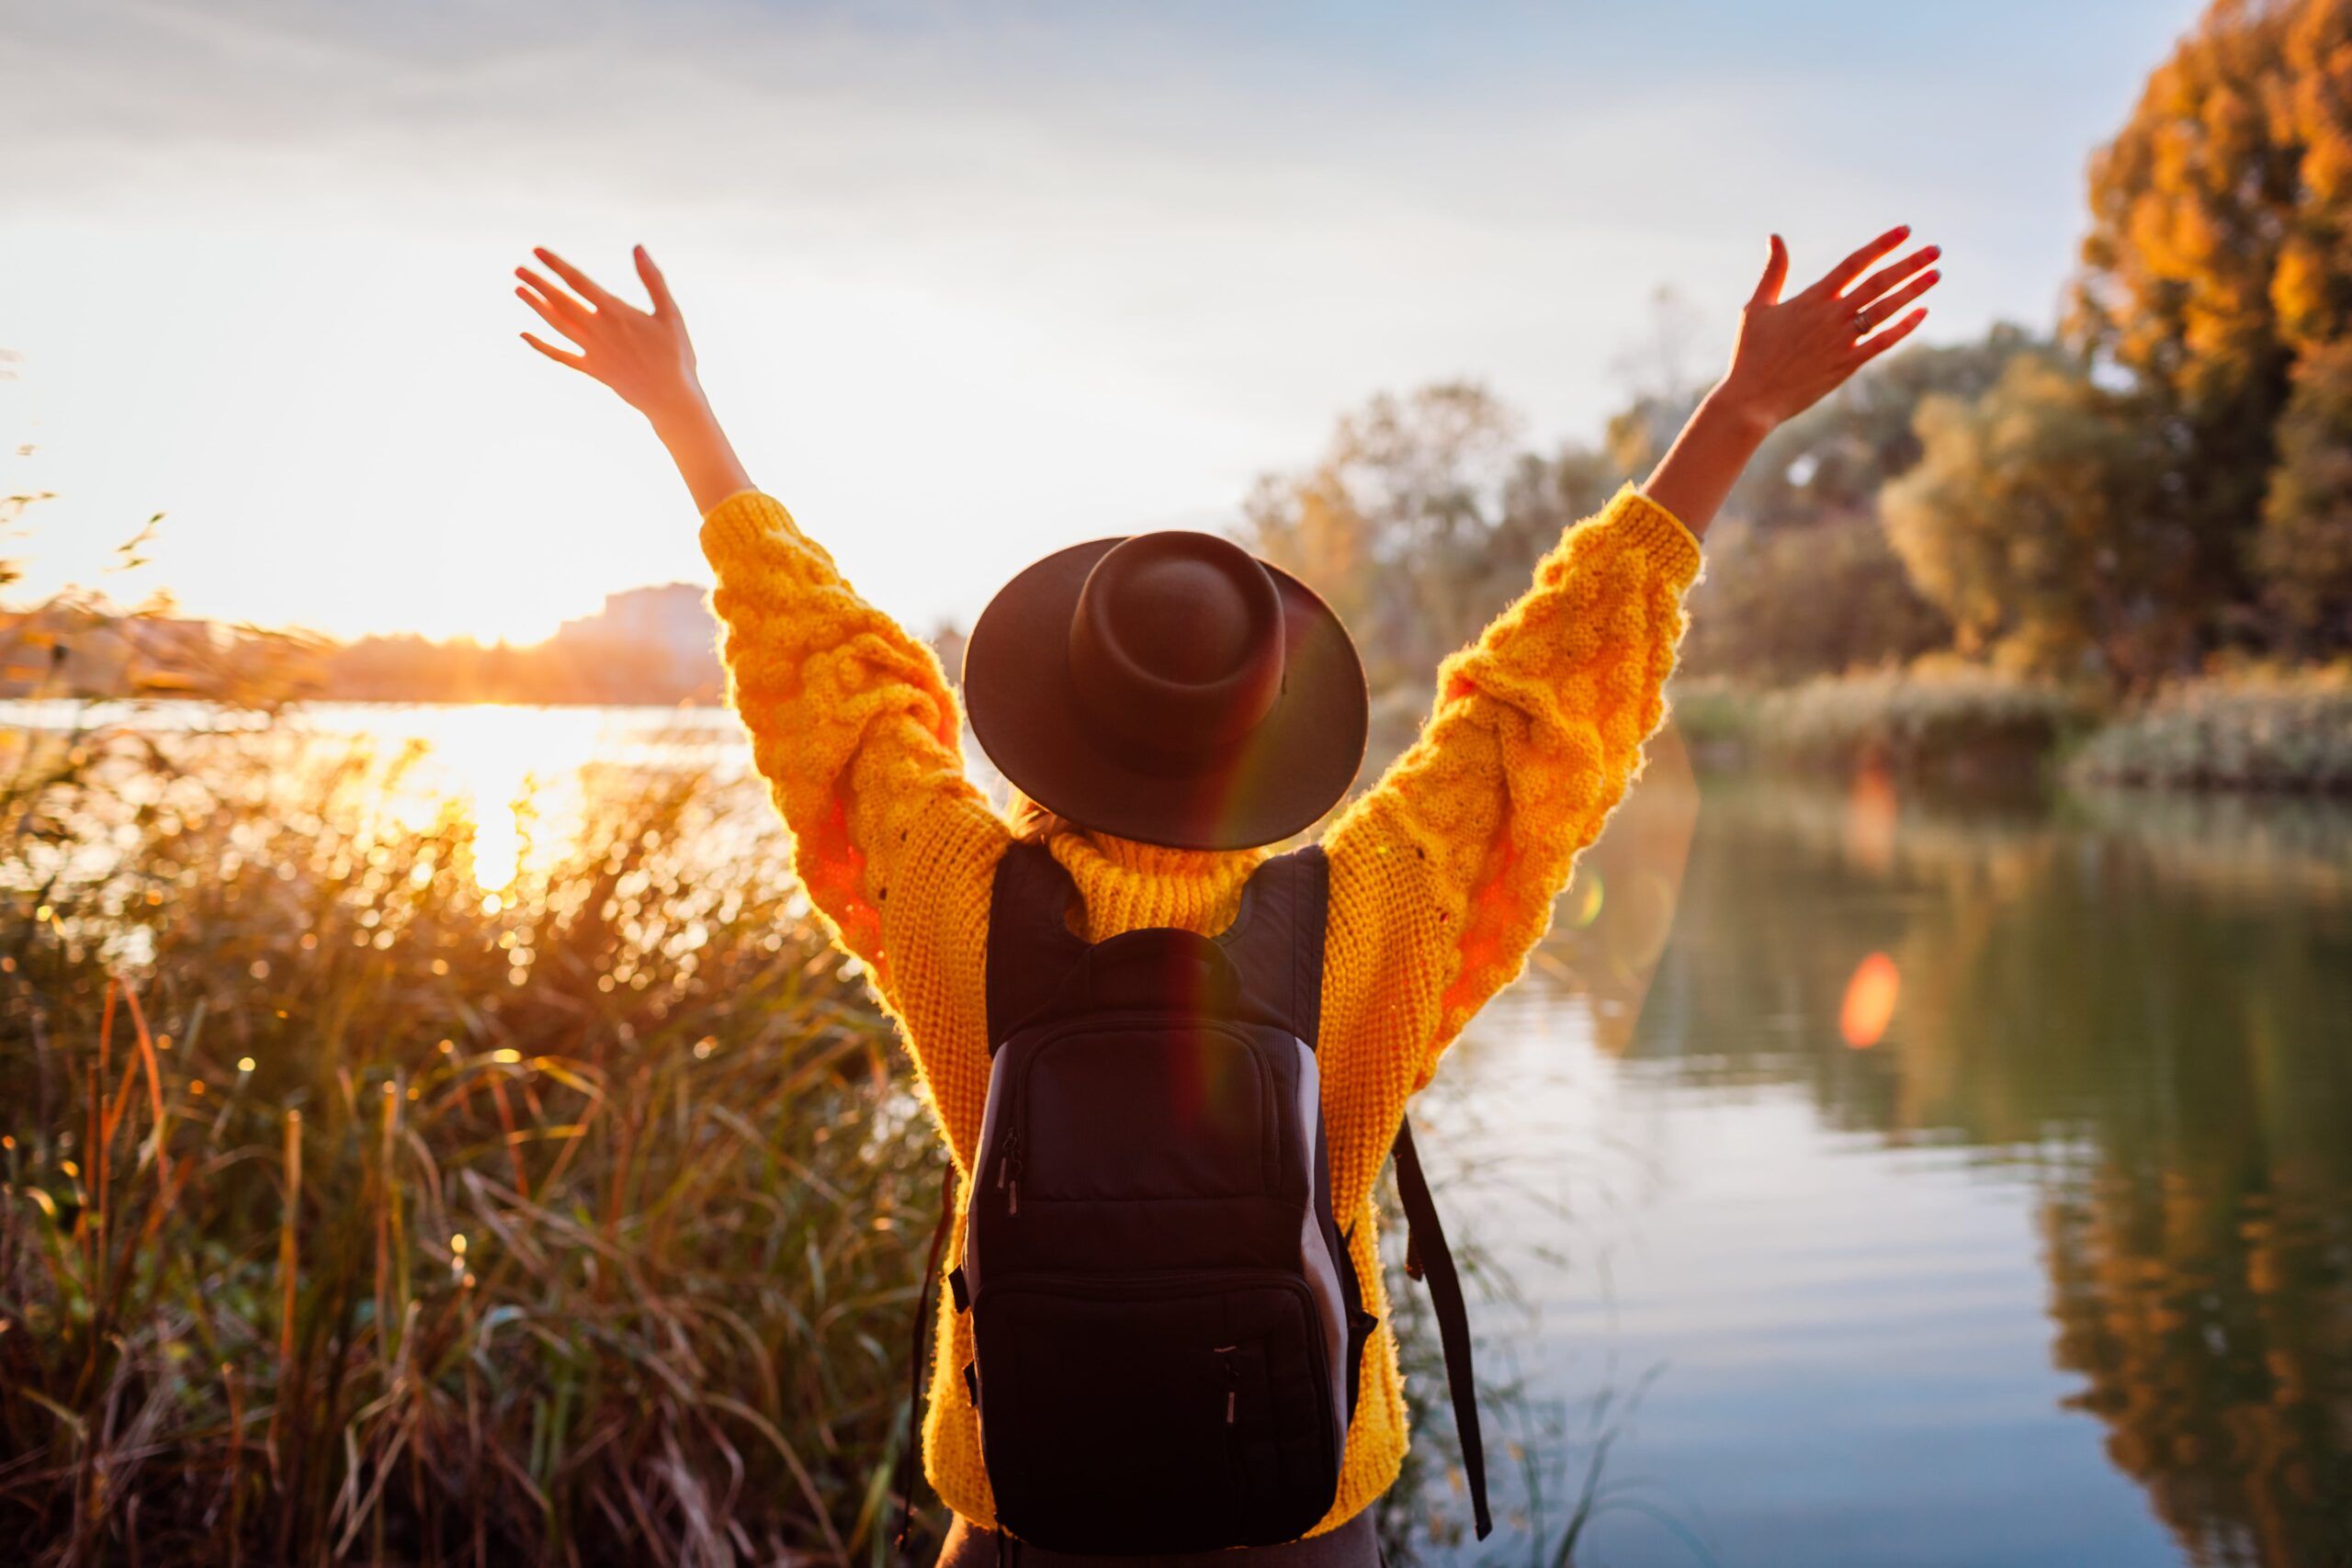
1429;750;2352;1566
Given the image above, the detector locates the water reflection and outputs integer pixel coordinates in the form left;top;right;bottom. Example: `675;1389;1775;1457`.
1548;765;2352;1567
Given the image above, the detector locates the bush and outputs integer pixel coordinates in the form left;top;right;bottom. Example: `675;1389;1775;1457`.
1674;664;2100;780
2069;665;2352;792
1678;511;1950;682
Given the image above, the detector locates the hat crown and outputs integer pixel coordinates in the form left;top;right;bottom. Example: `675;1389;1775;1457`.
1068;532;1285;766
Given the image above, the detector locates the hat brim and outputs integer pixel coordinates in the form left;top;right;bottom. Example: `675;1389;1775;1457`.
962;538;1368;852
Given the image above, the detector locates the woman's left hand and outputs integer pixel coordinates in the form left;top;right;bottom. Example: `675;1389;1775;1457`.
1640;225;1942;537
1715;226;1941;429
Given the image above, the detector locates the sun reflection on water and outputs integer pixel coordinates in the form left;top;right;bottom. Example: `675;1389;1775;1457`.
2;698;760;894
306;705;754;890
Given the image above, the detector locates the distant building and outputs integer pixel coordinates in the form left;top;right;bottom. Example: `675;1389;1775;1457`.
557;585;717;665
550;583;723;701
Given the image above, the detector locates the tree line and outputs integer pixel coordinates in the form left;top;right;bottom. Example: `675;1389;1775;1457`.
1246;0;2352;716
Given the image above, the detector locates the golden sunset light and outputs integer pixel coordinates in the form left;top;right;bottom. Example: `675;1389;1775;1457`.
13;3;2352;1566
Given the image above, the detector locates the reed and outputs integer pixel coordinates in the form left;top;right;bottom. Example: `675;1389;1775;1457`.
0;715;939;1567
2066;663;2352;793
1670;665;2098;781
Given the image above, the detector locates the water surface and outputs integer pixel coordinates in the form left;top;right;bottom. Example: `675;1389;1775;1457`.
1425;764;2352;1566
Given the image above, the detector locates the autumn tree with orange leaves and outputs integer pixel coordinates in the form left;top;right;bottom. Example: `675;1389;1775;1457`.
2068;0;2352;656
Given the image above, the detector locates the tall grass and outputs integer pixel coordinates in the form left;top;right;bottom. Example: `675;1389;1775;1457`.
0;705;1602;1566
0;715;941;1567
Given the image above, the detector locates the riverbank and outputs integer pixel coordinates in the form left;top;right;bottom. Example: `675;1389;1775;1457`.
1670;663;2352;793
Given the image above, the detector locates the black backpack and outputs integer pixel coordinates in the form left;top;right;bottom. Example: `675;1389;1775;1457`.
903;841;1490;1554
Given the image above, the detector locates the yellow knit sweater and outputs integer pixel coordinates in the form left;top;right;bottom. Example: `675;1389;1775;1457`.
699;486;1702;1535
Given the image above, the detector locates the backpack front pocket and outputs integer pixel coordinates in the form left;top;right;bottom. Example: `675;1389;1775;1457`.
1010;1020;1280;1204
971;1269;1340;1552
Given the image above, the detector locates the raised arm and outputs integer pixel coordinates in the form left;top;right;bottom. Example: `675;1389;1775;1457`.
513;247;1009;1024
1323;226;1940;1087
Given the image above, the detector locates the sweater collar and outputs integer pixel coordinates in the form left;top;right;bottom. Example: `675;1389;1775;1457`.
1041;829;1267;940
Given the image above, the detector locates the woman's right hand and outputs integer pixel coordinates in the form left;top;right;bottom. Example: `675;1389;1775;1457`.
514;245;704;424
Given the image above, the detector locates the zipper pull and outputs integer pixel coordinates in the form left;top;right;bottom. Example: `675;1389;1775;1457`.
1000;1135;1024;1216
1215;1345;1239;1424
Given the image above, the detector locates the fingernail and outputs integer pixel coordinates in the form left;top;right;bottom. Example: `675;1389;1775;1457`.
1925;245;1941;258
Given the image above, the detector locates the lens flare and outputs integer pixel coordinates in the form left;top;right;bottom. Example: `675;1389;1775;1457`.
1563;870;1605;930
1839;952;1901;1048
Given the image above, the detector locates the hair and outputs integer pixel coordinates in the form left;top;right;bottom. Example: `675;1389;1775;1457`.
1005;789;1076;845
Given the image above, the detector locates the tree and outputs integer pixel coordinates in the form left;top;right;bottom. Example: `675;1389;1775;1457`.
2067;0;2352;649
1241;382;1530;696
1679;513;1951;682
1242;384;1646;763
1667;327;2034;682
1883;354;2188;683
2256;338;2352;650
1733;324;2042;532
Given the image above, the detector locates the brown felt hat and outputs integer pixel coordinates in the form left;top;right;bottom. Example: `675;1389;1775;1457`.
962;531;1368;851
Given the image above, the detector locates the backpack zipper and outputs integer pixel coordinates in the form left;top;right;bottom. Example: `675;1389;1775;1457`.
995;1122;1024;1215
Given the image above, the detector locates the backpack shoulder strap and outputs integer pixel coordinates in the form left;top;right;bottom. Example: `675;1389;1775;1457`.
985;840;1088;1047
1214;844;1329;1045
1394;1114;1492;1540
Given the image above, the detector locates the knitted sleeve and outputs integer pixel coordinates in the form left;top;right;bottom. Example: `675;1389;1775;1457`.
698;491;1009;1020
1321;485;1702;1089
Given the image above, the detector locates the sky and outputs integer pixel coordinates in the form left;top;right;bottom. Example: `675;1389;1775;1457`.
1;0;2205;644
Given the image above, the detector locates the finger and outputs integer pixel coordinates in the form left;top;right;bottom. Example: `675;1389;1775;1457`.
634;244;679;318
531;247;619;310
515;286;589;347
1849;307;1928;366
1844;242;1938;310
515;267;592;327
519;331;587;370
1856;270;1939;333
1747;233;1789;308
1813;224;1911;298
1845;243;1940;306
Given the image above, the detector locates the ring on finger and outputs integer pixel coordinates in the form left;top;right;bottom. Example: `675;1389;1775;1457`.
1850;308;1874;338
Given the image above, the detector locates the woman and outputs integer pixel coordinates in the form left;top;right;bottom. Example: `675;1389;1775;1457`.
514;227;1938;1563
